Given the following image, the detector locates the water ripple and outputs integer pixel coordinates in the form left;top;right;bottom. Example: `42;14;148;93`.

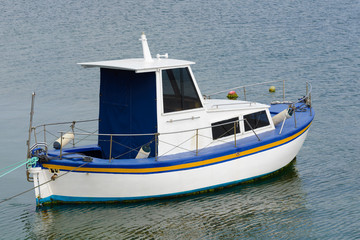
1;0;359;238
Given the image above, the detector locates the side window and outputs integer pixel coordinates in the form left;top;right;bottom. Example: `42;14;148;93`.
212;117;240;140
244;110;270;131
162;68;202;113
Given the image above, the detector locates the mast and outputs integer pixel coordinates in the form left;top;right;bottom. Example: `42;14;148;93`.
140;33;153;62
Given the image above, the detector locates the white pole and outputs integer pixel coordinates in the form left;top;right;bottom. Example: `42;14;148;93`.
27;92;36;158
140;33;153;62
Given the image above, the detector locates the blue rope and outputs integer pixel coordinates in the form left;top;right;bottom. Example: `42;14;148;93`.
0;157;39;178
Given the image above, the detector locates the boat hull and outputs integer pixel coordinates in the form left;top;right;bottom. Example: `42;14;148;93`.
32;127;310;205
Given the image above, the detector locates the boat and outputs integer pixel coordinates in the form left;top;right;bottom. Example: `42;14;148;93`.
26;33;314;205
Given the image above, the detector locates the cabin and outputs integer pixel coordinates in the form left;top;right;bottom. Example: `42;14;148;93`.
79;34;274;160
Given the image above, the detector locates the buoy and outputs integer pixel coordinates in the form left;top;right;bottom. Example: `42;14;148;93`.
136;144;151;159
53;132;75;149
227;90;238;100
269;86;276;92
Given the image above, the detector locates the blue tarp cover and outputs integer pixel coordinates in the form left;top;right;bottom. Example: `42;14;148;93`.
98;68;157;159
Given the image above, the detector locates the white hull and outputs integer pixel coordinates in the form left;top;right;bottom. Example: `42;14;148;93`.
32;129;309;204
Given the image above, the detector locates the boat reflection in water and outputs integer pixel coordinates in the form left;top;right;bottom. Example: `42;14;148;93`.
28;159;313;239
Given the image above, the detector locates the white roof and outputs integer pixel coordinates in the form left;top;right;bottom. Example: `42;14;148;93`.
78;58;195;73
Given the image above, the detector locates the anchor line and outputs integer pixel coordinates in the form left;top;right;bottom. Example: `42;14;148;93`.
0;162;90;204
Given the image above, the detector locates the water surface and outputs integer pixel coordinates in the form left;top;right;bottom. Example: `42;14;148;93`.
1;0;359;239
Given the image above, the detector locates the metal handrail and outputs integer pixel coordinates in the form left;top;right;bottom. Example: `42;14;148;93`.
33;119;98;129
67;118;254;137
299;81;312;106
206;79;286;101
210;101;257;109
28;82;312;160
206;80;313;107
29;142;48;153
55;118;262;161
31;82;312;139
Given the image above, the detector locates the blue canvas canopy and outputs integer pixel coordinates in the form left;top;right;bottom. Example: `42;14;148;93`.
98;68;157;159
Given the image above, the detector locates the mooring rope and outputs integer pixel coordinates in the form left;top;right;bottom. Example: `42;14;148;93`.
0;160;27;174
0;157;39;178
0;161;90;204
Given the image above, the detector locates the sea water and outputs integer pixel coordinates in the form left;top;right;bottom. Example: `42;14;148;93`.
0;0;359;239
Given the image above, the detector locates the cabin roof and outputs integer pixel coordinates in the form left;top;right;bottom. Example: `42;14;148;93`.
78;58;195;73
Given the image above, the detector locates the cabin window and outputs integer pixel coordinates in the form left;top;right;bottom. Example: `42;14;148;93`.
212;117;240;140
244;110;270;131
162;68;202;113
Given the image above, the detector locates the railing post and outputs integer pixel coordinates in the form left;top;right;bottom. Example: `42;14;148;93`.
283;80;285;102
195;129;199;156
307;82;312;116
243;87;247;101
306;82;308;97
44;125;47;153
60;132;63;160
234;122;237;147
33;128;38;145
244;119;261;141
109;135;113;162
292;105;297;128
155;133;159;161
309;91;312;116
43;125;46;145
71;121;75;147
279;118;286;135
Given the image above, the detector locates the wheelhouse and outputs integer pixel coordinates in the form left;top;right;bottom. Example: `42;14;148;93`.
78;36;274;159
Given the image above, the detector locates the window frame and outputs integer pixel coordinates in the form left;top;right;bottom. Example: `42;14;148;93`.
243;110;270;132
161;67;203;114
211;117;240;140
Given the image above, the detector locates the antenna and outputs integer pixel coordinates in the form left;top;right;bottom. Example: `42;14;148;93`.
140;33;153;62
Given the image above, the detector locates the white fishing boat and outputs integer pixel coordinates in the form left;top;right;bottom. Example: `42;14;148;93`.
26;33;314;205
